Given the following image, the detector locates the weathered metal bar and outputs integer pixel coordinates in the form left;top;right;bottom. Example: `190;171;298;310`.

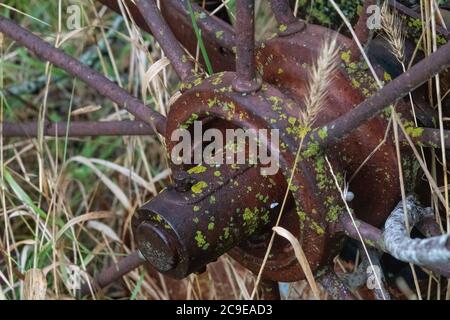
97;0;236;71
384;196;450;266
0;121;155;138
389;0;450;40
400;127;450;149
232;0;261;93
80;251;145;297
173;0;236;51
338;207;450;277
316;266;357;300
135;0;197;81
270;0;306;36
0;16;166;134
338;213;387;252
311;40;450;148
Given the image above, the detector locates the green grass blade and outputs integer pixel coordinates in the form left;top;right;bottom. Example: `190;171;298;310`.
186;0;214;75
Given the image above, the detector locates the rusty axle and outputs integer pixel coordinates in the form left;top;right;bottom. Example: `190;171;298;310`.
133;163;288;278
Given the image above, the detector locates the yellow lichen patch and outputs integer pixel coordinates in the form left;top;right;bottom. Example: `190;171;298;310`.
188;165;207;174
191;181;208;194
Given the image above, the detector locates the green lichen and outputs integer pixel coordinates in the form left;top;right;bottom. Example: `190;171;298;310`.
223;227;230;240
191;181;208;194
181;113;199;129
188;165;207;174
310;221;325;235
215;30;224;39
326;204;342;223
279;24;288;32
341;51;351;64
302;141;320;158
298;210;307;221
318;127;328;140
195;231;207;249
404;121;424;138
243;207;259;235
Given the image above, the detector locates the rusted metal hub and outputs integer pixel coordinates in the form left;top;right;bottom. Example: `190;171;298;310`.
134;24;415;281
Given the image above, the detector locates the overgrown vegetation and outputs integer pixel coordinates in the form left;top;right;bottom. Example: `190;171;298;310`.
0;0;449;300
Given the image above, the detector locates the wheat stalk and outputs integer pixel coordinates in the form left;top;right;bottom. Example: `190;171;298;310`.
300;36;340;129
381;1;406;64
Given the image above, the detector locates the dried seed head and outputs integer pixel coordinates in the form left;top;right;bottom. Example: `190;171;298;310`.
381;1;406;63
301;36;340;130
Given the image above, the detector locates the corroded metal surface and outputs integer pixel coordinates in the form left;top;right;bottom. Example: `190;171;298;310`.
133;19;445;283
161;71;343;282
97;0;236;72
1;120;155;137
133;161;288;278
232;0;261;93
135;0;197;81
270;0;306;36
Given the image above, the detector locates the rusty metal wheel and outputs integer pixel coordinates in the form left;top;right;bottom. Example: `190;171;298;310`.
1;0;450;300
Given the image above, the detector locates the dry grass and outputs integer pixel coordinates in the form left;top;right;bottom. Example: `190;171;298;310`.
300;36;339;129
0;0;449;301
0;0;268;300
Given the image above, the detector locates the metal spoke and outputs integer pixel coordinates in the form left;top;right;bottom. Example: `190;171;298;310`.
270;0;306;36
80;251;145;296
310;40;450;149
0;121;155;138
232;0;261;93
0;16;166;134
135;0;197;82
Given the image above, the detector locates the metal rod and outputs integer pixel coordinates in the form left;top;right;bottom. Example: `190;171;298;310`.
98;0;236;53
311;40;450;148
80;251;145;297
0;16;166;134
338;211;450;277
400;127;450;149
389;0;450;40
316;266;357;300
0;120;155;138
174;0;235;51
135;0;197;82
384;196;450;267
232;0;261;93
338;213;387;252
270;0;306;36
